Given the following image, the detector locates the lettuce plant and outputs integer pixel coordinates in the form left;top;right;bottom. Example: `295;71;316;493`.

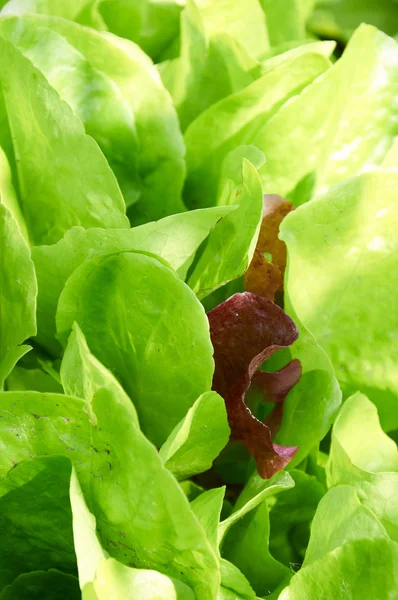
0;0;397;598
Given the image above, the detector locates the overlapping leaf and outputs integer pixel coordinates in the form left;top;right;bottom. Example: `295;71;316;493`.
56;251;214;445
188;159;263;299
258;25;398;202
0;203;36;386
159;0;262;130
244;194;294;301
0;37;128;245
33;205;232;355
0;328;220;598
208;292;300;478
159;392;230;480
184;50;331;208
281;169;398;430
327;393;398;540
0;14;185;224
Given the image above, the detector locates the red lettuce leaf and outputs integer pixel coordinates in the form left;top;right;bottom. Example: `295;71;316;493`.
244;194;295;301
207;292;300;478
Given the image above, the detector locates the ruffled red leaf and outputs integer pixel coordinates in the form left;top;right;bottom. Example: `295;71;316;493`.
244;194;294;301
207;292;300;478
253;359;302;436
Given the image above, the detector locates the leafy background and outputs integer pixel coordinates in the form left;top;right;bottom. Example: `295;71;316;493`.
0;0;397;598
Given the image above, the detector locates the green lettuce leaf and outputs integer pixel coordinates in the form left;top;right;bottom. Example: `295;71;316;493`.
382;137;398;168
279;460;398;598
219;471;294;542
0;456;76;588
218;589;255;600
0;0;181;61
0;36;128;245
160;392;230;480
308;0;398;42
259;0;316;47
0;203;36;387
222;498;291;596
62;324;219;597
56;252;214;445
187;159;263;298
268;470;325;567
259;39;335;72
60;322;139;427
97;0;182;62
327;393;398;541
0;347;220;596
82;559;195;600
219;559;257;599
68;469;106;589
189;485;260;599
70;467;197;599
32;206;232;355
159;0;261;131
303;485;389;566
278;538;398;600
215;145;266;206
196;0;269;59
274;317;342;467
179;480;206;502
281;169;398;430
0;0;105;27
0;570;80;599
191;487;225;551
6;365;63;393
184;51;331;208
220;471;298;596
0;14;185;224
0;146;27;240
257;25;398;202
5;348;62;392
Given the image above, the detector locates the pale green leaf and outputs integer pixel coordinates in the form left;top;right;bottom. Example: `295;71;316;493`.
0;37;128;244
0;14;185;224
69;469;107;589
279;538;398;600
97;0;182;62
191;487;225;551
275;316;342;467
258;25;398;201
219;559;256;599
187;159;263;298
33;206;232;356
382;137;398;168
160;392;230;480
281;170;398;430
56;251;214;446
260;0;316;46
327;393;398;541
6;365;63;393
184;51;331;208
0;391;219;598
304;485;388;566
218;471;294;543
0;203;36;386
222;499;291;596
161;0;261;130
82;558;195;600
196;0;269;59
